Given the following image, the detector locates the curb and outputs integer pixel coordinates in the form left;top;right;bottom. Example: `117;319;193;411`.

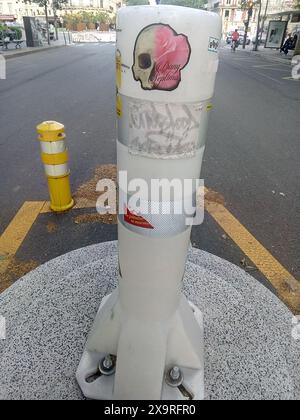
0;44;67;60
238;48;293;64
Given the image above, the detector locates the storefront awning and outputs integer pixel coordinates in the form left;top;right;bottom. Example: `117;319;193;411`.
0;15;16;22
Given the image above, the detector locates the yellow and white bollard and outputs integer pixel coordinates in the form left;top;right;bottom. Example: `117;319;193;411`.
37;121;74;212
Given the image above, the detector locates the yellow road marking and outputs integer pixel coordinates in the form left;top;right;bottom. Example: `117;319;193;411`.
0;201;45;274
1;193;299;313
205;189;299;314
40;201;51;214
40;198;95;214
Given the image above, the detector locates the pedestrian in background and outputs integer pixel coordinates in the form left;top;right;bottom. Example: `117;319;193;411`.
280;33;294;55
292;33;298;50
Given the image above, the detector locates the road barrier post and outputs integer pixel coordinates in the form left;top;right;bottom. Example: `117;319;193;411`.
294;35;300;57
77;5;221;400
37;121;74;212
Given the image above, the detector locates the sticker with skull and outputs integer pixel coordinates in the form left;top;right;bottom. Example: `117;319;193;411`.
132;24;191;91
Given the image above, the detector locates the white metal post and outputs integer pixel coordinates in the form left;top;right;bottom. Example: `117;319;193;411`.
77;5;221;400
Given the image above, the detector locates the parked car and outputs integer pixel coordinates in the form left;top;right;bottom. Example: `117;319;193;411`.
238;31;251;45
252;32;267;46
226;31;233;44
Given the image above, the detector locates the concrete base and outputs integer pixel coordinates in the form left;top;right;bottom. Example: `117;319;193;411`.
0;241;299;400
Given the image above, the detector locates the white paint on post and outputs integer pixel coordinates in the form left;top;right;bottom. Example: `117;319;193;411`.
292;56;300;80
77;5;222;400
0;55;6;80
0;315;6;340
292;316;300;341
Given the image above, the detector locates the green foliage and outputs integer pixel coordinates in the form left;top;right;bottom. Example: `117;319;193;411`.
23;0;48;7
240;0;260;10
10;27;22;40
0;24;5;39
126;0;149;5
126;0;206;6
52;0;68;10
160;0;206;8
0;24;22;40
22;0;68;8
64;11;111;25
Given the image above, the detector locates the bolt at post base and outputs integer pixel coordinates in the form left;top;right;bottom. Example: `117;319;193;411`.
99;354;116;376
166;366;184;388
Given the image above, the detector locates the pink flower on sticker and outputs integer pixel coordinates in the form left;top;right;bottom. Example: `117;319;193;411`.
133;24;191;91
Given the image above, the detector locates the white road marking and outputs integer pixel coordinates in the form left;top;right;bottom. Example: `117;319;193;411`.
254;71;283;84
282;76;300;81
252;63;290;69
70;43;113;48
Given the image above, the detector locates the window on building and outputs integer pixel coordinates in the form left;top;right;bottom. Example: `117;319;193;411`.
8;3;13;14
225;10;230;18
226;0;231;5
291;14;300;23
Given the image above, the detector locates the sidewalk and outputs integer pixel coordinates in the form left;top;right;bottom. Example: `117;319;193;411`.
222;42;295;64
0;33;67;60
241;44;294;64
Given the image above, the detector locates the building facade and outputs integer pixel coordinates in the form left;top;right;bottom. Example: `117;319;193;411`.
206;0;297;39
0;0;122;25
0;1;43;23
64;0;122;15
207;0;259;38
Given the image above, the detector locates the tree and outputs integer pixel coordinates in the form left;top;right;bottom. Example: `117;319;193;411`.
126;0;149;5
258;0;269;44
64;11;111;30
161;0;205;7
240;0;259;49
52;0;68;41
23;1;68;45
126;0;206;7
253;0;262;51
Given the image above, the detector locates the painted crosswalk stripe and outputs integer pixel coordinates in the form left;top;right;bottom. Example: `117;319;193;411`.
205;188;300;314
0;202;46;274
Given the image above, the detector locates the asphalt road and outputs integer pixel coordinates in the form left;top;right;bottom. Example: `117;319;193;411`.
202;47;300;280
0;44;116;232
0;43;299;291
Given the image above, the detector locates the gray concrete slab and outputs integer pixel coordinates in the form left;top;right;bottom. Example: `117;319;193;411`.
0;241;299;400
